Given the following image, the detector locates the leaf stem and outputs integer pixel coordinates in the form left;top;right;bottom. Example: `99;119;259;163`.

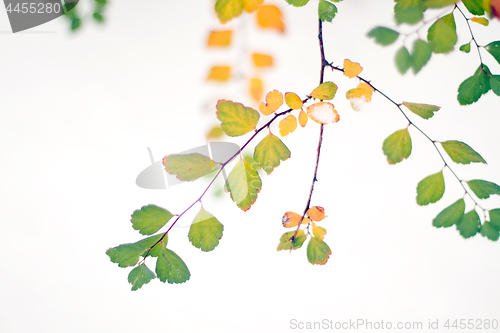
454;4;484;65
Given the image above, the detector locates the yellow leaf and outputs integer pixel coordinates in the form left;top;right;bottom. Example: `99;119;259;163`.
298;110;308;127
282;212;310;228
312;225;327;241
206;126;225;139
306;102;339;125
279;115;297;137
215;0;244;23
243;0;263;12
249;78;264;102
470;17;489;26
207;30;233;47
252;53;274;68
259;90;283;115
307;206;326;221
207;66;231;82
346;82;374;111
256;5;285;33
284;92;303;109
343;59;363;78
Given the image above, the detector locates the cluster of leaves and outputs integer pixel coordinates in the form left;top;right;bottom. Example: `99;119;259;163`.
279;207;332;265
367;0;500;105
64;0;107;31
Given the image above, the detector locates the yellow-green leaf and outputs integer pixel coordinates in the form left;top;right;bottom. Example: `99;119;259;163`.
253;133;291;174
402;102;440;119
216;100;260;137
427;13;457;54
131;205;174;236
470;17;489;25
284;92;303;109
224;159;262;211
416;171;445;206
277;229;307;251
382;128;412;164
106;243;146;268
215;0;244;23
312;225;327;241
188;208;224;252
163;153;216;181
441;140;486;164
421;0;457;8
310;81;337;100
307;237;331;265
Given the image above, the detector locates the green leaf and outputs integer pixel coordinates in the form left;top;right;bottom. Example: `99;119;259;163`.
459;42;471;53
367;27;399;46
286;0;310;6
106;243;145;268
156;247;190;284
318;0;337;22
253;133;291;175
136;233;166;257
394;0;424;24
395;46;411;74
485;41;500;65
310;81;338;100
427;13;457;54
224;159;262;211
128;264;156;291
216;100;260;137
306;237;332;265
411;39;432;74
277;230;307;251
163;153;216;182
441;140;486;164
312;225;327;241
456;210;480;238
421;0;457;8
462;0;485;15
382;128;412;164
402;102;440;119
215;0;244;23
92;12;104;23
188;208;224;252
480;222;499;241
457;64;492;105
490;75;500;96
489;209;500;229
432;198;465;228
416;171;445;206
467;180;500;199
131;205;174;236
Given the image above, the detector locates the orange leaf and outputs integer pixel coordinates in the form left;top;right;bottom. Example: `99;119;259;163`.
252;53;274;68
298;110;308;127
207;30;233;47
207;66;231;82
343;59;363;78
307;206;326;221
279;115;297;137
307;102;339;125
244;0;263;12
285;92;303;109
256;5;285;33
346;82;374;111
249;78;264;102
282;212;310;228
259;90;283;115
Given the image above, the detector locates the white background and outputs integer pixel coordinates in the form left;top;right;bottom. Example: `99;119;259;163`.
1;1;499;332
